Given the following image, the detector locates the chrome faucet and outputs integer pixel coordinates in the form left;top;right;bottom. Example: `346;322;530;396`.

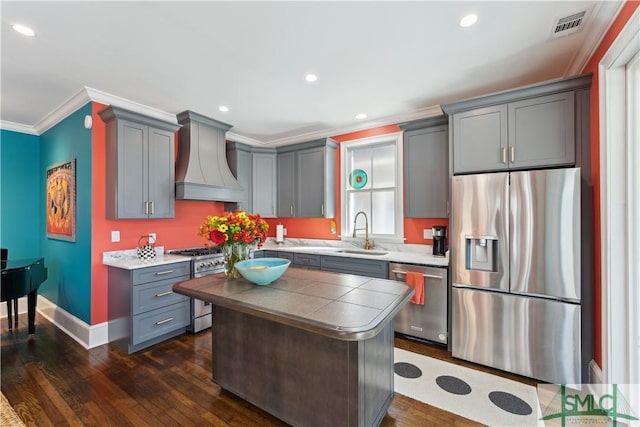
352;211;374;250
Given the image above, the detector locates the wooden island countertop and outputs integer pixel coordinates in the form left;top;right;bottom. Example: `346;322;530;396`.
173;267;414;427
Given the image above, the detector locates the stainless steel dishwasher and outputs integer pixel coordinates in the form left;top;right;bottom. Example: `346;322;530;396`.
389;262;448;344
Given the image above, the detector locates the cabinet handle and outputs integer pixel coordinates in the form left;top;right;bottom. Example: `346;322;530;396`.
510;146;515;163
290;204;293;216
155;291;173;297
154;270;174;276
501;147;507;164
391;270;442;280
144;201;149;215
155;317;174;325
446;200;450;215
150;201;154;215
321;203;324;216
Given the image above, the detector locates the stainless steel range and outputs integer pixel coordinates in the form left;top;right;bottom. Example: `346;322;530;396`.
168;247;225;332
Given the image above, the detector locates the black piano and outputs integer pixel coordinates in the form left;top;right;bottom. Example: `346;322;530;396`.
1;254;48;334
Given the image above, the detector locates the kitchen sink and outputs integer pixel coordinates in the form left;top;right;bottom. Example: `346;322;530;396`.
336;249;388;256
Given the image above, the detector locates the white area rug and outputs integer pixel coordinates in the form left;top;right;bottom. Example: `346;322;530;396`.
394;347;544;426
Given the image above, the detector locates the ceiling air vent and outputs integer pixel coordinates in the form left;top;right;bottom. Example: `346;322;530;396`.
551;11;587;38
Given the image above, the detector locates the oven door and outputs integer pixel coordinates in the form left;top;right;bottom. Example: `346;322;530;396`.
188;298;212;333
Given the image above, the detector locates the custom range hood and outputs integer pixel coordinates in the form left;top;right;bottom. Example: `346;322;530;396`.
175;110;244;202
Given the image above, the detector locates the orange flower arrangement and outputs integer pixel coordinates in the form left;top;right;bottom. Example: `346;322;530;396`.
198;210;269;279
198;210;269;247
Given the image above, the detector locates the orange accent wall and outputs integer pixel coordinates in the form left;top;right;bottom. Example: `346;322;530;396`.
580;0;639;366
90;102;229;324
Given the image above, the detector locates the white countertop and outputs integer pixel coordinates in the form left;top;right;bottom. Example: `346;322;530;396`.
102;247;191;270
259;239;449;267
103;240;449;270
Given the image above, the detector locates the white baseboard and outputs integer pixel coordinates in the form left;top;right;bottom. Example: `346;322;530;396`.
589;359;604;384
0;296;29;318
1;295;109;349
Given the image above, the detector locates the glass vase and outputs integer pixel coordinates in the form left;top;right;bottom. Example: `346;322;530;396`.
223;242;251;279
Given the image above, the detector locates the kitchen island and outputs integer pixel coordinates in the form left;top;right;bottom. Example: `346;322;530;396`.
173;267;414;427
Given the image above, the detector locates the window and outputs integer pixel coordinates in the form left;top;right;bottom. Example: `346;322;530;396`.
340;132;403;243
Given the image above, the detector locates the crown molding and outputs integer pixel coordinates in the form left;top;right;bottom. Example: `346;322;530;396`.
225;131;268;147
252;104;444;147
0;120;39;135
31;86;180;135
566;1;626;76
33;87;91;134
18;87;443;144
86;87;179;125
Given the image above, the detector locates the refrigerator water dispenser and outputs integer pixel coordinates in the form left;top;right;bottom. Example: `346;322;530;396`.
465;237;497;272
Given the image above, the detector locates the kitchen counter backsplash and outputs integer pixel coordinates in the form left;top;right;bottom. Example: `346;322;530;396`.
102;246;191;269
259;238;449;266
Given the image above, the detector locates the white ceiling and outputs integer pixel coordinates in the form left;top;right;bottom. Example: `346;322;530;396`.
0;1;623;146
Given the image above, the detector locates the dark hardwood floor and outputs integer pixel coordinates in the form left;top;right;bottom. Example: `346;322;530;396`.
1;313;538;426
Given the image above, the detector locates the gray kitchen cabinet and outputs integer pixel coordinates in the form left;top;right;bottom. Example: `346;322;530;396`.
399;116;449;218
508;92;575;169
452;105;508;173
442;74;591;174
277;138;337;218
293;253;321;270
252;150;277;217
226;142;253;212
107;261;191;354
226;143;277;217
262;250;294;263
277;151;296;217
320;255;388;279
99;106;180;219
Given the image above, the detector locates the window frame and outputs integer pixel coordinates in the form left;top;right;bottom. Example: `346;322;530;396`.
340;132;404;244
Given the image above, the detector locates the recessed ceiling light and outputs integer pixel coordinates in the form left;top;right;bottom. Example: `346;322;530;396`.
219;105;229;112
459;14;478;28
13;24;36;37
355;113;367;120
305;73;318;83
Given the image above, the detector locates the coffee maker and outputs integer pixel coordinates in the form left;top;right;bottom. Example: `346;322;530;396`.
432;225;447;257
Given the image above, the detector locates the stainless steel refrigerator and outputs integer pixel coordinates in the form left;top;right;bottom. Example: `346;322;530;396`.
451;168;581;385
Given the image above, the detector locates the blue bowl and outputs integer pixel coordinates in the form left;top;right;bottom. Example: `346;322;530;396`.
234;258;291;285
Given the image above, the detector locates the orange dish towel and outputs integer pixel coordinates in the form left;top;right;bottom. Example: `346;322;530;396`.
406;271;425;305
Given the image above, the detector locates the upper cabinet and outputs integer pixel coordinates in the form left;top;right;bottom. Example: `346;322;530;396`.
252;150;277;217
399;116;449;218
98;106;181;219
226;143;277;217
277;138;337;218
225;142;253;212
442;74;591;175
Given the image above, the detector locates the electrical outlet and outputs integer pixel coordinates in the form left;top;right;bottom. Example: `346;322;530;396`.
423;228;433;239
111;230;120;242
149;233;157;242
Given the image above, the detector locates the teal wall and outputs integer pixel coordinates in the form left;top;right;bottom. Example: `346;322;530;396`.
0;130;42;258
39;103;93;323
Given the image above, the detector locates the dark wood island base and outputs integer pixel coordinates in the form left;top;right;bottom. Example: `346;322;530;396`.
173;267;413;427
214;306;394;427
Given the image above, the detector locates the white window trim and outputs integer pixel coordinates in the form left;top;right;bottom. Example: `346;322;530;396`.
340;132;404;244
598;6;639;388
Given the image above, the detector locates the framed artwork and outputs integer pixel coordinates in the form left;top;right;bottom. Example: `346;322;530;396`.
46;158;76;242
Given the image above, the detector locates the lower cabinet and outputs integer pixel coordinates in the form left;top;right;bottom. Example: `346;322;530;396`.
321;255;388;279
262;250;294;263
293;253;321;270
108;261;191;354
256;250;387;277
